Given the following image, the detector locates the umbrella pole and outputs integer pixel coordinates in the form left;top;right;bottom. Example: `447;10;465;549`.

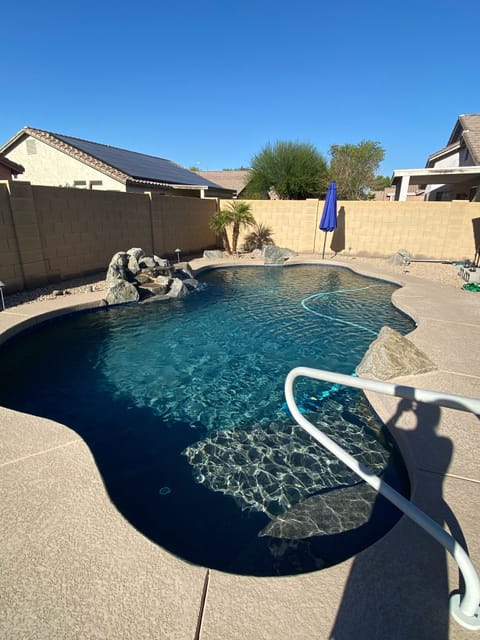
322;232;327;259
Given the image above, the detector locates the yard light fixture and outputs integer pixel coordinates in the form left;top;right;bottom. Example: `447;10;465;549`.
0;280;5;311
175;248;181;263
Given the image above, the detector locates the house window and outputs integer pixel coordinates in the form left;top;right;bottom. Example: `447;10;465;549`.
435;191;451;201
89;180;103;189
26;139;37;155
73;180;87;188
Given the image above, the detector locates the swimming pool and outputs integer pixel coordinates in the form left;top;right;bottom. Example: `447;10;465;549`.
0;265;414;575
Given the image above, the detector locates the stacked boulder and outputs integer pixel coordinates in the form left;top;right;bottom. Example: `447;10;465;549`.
105;248;200;305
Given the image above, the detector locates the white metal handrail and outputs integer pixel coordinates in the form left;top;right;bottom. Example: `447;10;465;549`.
284;367;480;631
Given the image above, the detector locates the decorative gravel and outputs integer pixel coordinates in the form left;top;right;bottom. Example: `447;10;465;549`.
4;274;106;308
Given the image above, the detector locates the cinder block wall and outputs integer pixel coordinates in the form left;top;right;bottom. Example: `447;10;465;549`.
150;193;217;257
1;183;478;294
2;181;49;290
33;186;154;281
220;199;479;260
0;182;217;293
0;183;25;291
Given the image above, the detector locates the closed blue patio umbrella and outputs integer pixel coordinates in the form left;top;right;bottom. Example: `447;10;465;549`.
319;181;338;258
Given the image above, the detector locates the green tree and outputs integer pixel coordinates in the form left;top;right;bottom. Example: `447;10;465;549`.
246;141;329;199
220;201;255;254
329;141;385;200
209;209;232;254
370;175;392;191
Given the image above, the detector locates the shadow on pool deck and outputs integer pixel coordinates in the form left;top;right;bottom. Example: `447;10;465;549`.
0;255;479;639
331;399;459;639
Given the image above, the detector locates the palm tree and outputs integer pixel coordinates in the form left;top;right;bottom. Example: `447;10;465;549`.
221;201;255;254
209;209;232;254
243;222;274;251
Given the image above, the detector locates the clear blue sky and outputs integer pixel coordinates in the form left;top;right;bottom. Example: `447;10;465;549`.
2;0;479;176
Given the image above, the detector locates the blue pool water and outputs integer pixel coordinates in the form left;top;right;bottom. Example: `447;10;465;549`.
0;265;414;575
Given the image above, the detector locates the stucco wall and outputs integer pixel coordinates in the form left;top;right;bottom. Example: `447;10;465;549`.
220;199;480;261
5;137;124;191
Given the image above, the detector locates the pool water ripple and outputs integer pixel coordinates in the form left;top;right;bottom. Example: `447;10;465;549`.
0;265;414;575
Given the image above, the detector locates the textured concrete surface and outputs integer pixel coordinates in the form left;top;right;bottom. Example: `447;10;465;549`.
1;255;479;639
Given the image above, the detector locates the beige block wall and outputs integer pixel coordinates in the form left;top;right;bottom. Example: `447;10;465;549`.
33;186;154;280
222;199;480;260
6;137;124;191
0;182;219;293
3;185;478;294
0;183;25;291
150;193;217;256
4;181;49;289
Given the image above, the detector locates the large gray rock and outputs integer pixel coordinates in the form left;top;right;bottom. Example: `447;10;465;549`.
203;250;224;259
154;275;172;288
263;245;295;265
106;264;128;284
154;255;170;268
106;252;132;284
180;262;194;278
127;254;141;275
104;280;140;305
167;278;189;298
356;326;437;380
105;248;201;305
139;256;157;268
182;278;199;291
127;248;145;262
387;249;411;266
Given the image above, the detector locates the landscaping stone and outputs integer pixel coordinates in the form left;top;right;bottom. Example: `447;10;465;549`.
263;245;296;265
356;326;437;380
104;248;201;305
127;247;145;262
167;278;189;298
105;280;140;305
139;256;156;268
127;254;141;275
203;250;224;259
387;249;411;266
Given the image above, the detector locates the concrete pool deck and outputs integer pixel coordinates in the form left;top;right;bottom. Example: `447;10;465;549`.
0;255;479;639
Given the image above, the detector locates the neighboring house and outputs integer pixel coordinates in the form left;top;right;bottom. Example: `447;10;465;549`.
0;127;234;198
392;114;480;201
196;170;250;198
372;186;424;201
0;154;24;180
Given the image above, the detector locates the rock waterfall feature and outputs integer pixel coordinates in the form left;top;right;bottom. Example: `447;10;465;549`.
104;248;200;305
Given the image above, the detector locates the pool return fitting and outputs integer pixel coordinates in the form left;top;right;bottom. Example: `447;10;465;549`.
285;367;480;631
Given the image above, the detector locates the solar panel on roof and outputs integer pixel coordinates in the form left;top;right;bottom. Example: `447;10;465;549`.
54;133;223;188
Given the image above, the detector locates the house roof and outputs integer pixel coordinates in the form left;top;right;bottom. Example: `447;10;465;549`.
427;113;480;167
0;127;234;195
456;113;480;165
196;170;250;195
0;154;24;175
